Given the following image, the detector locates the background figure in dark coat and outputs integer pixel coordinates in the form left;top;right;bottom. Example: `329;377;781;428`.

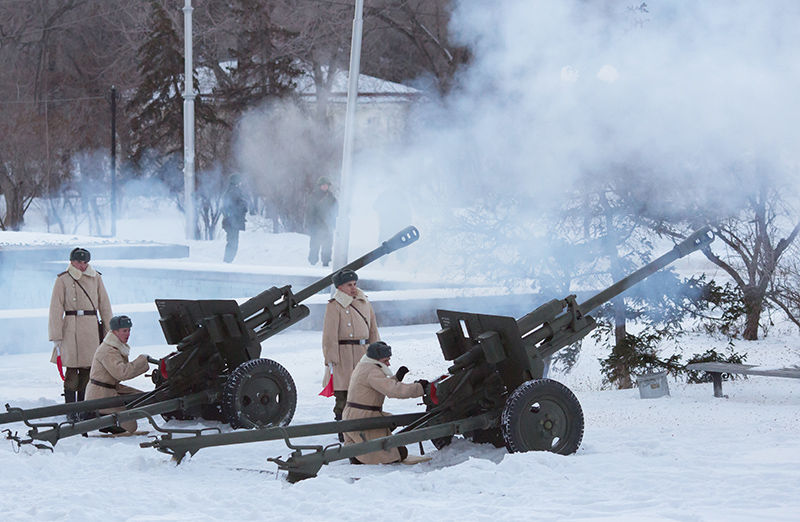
306;176;338;266
222;175;248;263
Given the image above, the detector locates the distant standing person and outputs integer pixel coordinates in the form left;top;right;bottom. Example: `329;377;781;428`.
306;176;338;267
322;269;380;429
222;175;248;263
48;247;113;415
85;315;151;434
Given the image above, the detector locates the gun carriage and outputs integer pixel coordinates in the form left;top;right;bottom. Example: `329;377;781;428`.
1;227;420;448
140;227;714;482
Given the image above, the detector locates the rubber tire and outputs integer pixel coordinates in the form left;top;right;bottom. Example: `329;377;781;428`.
501;378;584;455
221;358;297;429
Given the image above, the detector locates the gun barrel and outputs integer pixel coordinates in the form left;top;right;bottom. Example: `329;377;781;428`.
520;227;714;355
291;225;419;303
237;225;419;338
578;226;713;314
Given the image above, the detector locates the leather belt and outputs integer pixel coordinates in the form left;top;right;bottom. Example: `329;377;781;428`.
90;379;116;389
346;401;381;412
65;310;97;316
339;339;368;345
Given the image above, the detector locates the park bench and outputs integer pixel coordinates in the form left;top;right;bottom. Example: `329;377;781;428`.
686;362;800;398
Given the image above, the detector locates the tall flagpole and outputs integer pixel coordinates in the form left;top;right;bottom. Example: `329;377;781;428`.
332;0;364;269
182;0;196;240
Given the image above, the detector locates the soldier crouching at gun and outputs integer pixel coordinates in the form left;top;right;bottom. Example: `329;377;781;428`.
84;315;151;435
343;341;431;465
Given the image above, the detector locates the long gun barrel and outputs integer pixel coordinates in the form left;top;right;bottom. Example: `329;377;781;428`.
516;226;714;359
578;226;714;315
239;225;419;341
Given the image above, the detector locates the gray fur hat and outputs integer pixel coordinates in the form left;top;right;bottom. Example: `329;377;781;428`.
109;315;133;330
70;247;91;262
332;269;358;288
366;341;392;360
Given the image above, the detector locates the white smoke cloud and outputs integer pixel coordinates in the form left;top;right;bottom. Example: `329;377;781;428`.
383;0;800;210
224;1;800;286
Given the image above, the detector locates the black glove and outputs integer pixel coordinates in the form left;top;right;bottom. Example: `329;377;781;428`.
415;379;429;393
395;366;409;382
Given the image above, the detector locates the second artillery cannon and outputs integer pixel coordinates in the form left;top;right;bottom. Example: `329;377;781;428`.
1;226;420;447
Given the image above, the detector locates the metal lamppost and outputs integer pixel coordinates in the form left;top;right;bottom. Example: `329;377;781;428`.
182;0;196;240
332;0;364;269
110;85;117;237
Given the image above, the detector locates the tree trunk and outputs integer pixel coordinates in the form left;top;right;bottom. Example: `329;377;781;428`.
742;287;763;340
2;190;25;230
612;295;632;389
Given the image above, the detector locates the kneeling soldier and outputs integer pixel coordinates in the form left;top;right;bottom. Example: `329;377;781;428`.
343;341;429;465
85;315;150;434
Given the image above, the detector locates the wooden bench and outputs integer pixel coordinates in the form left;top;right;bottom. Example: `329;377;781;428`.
686;362;800;397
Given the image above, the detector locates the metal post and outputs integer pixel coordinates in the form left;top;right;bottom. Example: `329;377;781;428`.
110;85;117;237
332;0;364;269
182;0;196;240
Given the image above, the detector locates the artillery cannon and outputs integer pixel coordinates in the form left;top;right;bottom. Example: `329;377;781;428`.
1;226;420;447
140;227;714;482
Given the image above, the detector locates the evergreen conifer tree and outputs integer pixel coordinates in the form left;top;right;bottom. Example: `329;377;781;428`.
126;0;222;173
216;0;300;111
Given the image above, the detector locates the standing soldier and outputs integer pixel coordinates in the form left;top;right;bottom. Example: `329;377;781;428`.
222;174;248;263
306;176;337;267
48;247;113;416
322;269;380;432
85;315;151;434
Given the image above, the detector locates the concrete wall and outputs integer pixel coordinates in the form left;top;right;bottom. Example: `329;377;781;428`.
0;290;546;355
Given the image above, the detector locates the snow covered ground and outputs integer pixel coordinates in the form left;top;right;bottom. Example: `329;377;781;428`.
2;204;800;520
1;321;799;521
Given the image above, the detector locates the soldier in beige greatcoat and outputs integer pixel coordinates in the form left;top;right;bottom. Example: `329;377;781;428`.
322;269;380;424
85;315;150;434
343;341;426;464
48;247;113;411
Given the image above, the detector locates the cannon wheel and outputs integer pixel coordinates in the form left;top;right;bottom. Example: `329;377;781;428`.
501;378;583;455
222;358;297;429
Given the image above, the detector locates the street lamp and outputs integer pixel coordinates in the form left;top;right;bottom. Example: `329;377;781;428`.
183;0;196;240
332;0;364;269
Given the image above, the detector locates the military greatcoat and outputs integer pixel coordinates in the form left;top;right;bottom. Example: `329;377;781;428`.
85;332;149;432
48;264;113;368
342;356;424;464
322;288;380;391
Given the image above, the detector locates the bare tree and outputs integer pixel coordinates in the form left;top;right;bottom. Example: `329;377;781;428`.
652;166;800;341
363;0;468;94
698;182;800;340
0;0;144;230
772;243;800;330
